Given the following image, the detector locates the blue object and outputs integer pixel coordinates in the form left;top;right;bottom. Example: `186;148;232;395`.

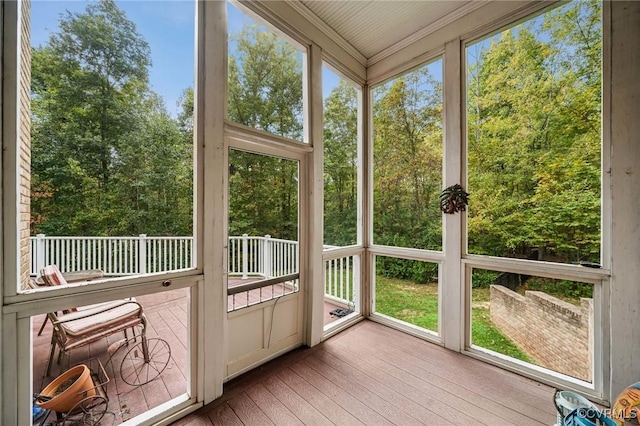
32;394;48;424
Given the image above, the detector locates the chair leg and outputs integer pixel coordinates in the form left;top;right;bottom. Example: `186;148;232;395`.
123;327;137;344
140;320;150;362
45;342;56;377
37;316;49;336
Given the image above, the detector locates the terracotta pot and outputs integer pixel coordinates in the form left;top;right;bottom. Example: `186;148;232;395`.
36;364;95;413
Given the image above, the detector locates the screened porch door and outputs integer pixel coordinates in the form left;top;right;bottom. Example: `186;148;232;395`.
225;146;305;379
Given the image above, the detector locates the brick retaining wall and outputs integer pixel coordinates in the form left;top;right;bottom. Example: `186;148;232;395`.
490;285;593;382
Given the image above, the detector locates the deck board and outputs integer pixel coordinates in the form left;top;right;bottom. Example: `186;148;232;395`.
208;403;245;426
245;383;304;426
276;368;365;426
227;392;276;425
175;320;558;426
309;350;455;425
337;325;553;424
325;339;505;425
260;375;334;426
289;361;395;426
358;323;554;411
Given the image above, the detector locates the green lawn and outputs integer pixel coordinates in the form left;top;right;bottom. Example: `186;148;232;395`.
375;277;532;363
375;275;439;332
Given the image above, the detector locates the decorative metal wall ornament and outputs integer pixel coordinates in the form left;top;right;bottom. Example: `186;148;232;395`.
439;184;469;214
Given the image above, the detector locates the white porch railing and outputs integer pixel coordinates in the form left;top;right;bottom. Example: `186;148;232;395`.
30;233;353;305
30;234;194;276
30;233;299;279
227;234;298;278
324;253;359;307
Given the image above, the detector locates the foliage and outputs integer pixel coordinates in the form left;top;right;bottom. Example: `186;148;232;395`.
472;269;593;304
323;81;358;246
370;64;443;279
376;257;438;284
31;0;602;269
31;0;192;236
467;0;602;263
228;150;298;240
228;25;303;140
372;65;443;252
520;278;593;303
471;270;501;289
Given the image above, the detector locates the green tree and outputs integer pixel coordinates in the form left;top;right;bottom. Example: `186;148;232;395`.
373;66;443;252
110;95;193;235
228;24;303;140
31;0;192;236
177;88;194;143
323;81;358;246
229;150;298;241
467;0;601;263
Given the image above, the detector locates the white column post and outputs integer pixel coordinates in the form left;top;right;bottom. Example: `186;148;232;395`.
241;234;248;279
306;42;330;346
200;0;228;402
264;235;272;278
138;234;147;274
442;39;464;352
35;234;46;276
608;0;640;402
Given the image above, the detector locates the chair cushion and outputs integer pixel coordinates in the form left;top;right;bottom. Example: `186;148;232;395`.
40;265;68;286
56;300;144;350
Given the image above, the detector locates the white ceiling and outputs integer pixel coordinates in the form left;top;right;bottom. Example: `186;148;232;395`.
293;0;487;64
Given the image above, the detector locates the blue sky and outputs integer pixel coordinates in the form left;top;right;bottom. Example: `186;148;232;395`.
31;0;341;117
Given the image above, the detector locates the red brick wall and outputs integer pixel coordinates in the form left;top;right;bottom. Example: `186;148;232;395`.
20;0;31;289
490;285;593;382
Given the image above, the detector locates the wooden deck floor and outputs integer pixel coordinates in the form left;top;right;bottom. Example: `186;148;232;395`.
32;285;344;424
172;320;558;426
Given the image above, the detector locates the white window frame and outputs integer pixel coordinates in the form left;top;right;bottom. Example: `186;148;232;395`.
367;54;446;347
458;1;611;401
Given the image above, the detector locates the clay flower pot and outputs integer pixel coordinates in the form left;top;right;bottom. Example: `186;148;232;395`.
36;364;95;413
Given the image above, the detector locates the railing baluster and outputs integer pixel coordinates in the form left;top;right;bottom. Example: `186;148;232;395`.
63;239;68;272
107;239;111;275
153;239;157;273
163;238;167;271
92;239;96;272
347;257;351;301
241;234;248;279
